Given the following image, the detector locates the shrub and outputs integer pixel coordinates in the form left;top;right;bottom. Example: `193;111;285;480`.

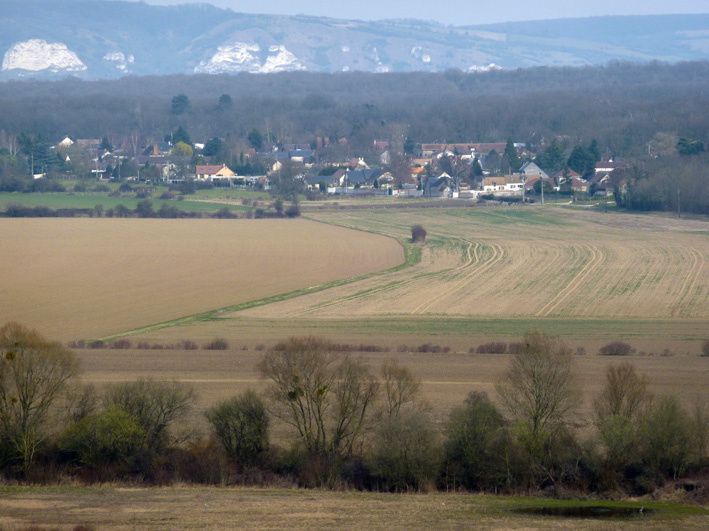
110;339;132;350
640;396;692;480
476;342;507;354
206;390;269;467
203;338;229;350
87;340;105;349
178;339;198;351
411;224;427;243
599;341;635;356
368;410;440;492
103;379;195;450
285;201;301;218
441;392;509;491
61;407;145;469
702;339;709;357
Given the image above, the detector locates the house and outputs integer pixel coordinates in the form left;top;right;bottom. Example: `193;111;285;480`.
57;136;74;149
195;164;236;183
420;143;507;158
519;161;550;181
524;175;556;193
552;169;588;192
425;172;456;198
482;176;523;195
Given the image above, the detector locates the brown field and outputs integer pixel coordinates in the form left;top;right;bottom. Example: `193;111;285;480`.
0;486;706;530
0;218;403;340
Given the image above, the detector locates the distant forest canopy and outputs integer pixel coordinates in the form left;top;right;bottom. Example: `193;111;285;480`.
0;61;708;157
0;61;708;214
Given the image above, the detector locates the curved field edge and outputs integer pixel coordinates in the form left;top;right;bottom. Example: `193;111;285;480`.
0;485;705;529
97;220;420;341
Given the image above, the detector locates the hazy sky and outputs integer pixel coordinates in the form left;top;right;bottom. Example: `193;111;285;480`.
140;0;709;25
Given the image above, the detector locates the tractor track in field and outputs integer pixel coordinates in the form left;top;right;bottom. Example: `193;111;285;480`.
535;243;606;317
671;246;705;317
412;242;506;315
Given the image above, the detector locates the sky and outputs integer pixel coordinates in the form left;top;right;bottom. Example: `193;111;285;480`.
138;0;709;25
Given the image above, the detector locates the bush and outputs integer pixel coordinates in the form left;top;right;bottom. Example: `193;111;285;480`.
103;379;195;450
203;338;229;350
61;407;145;469
701;339;709;357
110;339;132;350
411;224;427;243
206;390;269;467
599;341;635;356
285;201;301;218
640;396;692;480
441;392;509;491
178;339;198;350
476;342;507;354
368;410;440;492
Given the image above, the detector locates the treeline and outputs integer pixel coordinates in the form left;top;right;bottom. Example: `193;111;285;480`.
613;152;709;215
0;62;708;159
1;323;706;497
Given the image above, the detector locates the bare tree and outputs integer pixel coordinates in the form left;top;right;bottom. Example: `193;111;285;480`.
593;362;652;423
495;332;581;487
258;337;378;460
0;322;79;474
496;332;579;440
381;359;421;418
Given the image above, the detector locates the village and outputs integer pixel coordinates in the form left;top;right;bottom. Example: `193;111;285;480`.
45;135;622;202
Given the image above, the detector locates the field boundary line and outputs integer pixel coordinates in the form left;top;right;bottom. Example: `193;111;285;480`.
294;240;479;316
97;217;419;341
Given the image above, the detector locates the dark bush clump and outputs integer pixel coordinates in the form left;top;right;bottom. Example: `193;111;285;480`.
203;338;229;350
110;339;132;350
476;342;508;354
178;339;199;350
87;340;105;349
411;224;427;243
599;341;635;356
701;339;709;357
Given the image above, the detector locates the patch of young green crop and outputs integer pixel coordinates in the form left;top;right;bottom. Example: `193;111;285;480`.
0;191;246;214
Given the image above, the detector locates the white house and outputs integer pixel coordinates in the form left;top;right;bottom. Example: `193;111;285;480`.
195;164;236;182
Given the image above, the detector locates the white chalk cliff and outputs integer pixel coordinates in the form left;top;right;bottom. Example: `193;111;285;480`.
2;39;87;72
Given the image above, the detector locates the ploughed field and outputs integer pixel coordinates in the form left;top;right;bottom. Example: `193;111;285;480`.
0;218;404;340
242;207;709;321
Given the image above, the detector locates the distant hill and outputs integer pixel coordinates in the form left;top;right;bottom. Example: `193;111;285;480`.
1;1;709;79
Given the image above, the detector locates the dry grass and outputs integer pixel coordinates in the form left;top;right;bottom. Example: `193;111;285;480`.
0;218;402;340
0;485;705;530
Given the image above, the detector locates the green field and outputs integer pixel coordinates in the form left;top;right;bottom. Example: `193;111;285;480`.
0;191;249;213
